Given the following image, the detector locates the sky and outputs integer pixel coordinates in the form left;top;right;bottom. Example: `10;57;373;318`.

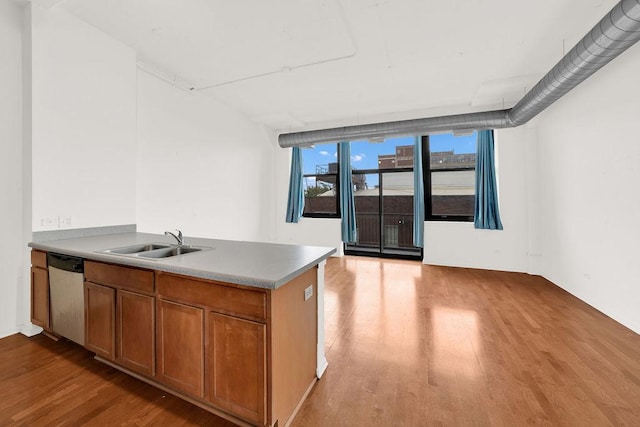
302;132;477;177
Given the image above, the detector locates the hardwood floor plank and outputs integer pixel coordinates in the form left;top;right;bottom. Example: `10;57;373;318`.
0;335;234;426
2;256;640;426
295;257;640;426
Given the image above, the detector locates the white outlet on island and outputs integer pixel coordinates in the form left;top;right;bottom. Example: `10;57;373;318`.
304;285;313;301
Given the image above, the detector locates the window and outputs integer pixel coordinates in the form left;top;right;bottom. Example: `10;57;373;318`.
302;144;340;217
423;132;477;221
345;137;422;259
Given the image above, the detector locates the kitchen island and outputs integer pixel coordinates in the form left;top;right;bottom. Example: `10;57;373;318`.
29;232;335;427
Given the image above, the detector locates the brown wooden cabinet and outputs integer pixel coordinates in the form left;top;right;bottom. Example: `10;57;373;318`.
84;282;115;360
78;259;318;427
31;267;50;329
207;312;266;426
155;272;269;424
84;261;155;377
117;290;155;376
30;250;50;329
156;299;204;397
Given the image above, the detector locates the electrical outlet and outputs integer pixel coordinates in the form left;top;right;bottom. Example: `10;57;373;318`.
40;217;58;228
59;216;73;227
304;285;313;301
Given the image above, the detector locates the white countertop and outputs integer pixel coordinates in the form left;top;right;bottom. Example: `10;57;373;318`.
29;232;336;289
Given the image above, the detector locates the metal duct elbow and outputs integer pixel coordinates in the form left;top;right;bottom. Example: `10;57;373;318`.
278;0;640;148
508;0;640;126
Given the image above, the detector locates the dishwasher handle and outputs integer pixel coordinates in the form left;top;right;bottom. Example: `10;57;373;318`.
47;252;84;273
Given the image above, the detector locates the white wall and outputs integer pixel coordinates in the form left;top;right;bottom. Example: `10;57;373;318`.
273;130;532;266
30;6;137;232
533;43;640;334
424;126;534;273
136;70;275;242
12;0;638;339
0;0;24;338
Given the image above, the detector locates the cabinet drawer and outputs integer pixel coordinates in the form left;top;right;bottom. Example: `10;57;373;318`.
85;261;154;294
31;250;47;269
157;273;266;322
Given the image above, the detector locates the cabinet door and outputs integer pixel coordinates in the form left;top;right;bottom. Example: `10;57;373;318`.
84;282;115;360
31;267;50;329
207;312;266;425
117;290;155;377
156;299;204;397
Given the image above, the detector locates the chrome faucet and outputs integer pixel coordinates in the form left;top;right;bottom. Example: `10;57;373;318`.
164;229;184;246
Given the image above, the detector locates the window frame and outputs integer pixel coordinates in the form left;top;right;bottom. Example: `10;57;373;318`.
301;145;341;219
422;134;476;222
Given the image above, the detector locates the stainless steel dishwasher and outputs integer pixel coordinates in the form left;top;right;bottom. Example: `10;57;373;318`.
48;253;85;345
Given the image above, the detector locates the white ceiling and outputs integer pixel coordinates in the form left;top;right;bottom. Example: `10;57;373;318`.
45;0;616;133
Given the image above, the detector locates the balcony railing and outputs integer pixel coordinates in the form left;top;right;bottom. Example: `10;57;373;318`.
353;212;415;248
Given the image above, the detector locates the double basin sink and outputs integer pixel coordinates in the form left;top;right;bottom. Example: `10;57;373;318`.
99;243;210;259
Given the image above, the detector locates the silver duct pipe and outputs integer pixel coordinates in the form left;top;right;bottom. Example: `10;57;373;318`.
278;0;640;148
508;0;640;125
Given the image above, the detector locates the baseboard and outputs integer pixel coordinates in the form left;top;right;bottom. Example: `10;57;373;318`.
316;358;328;378
284;378;317;427
19;324;42;337
0;328;20;340
95;356;253;427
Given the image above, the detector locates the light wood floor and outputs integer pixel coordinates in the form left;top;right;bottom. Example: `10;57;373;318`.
2;256;640;426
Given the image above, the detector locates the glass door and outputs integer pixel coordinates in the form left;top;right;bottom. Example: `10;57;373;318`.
380;171;420;256
347;173;380;255
345;170;421;259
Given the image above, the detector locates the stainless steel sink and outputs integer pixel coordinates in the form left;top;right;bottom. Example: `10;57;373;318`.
98;243;210;259
136;246;203;259
102;243;171;254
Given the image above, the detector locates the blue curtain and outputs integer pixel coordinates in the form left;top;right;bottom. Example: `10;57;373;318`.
474;130;503;230
285;147;304;223
339;142;357;242
413;136;425;247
